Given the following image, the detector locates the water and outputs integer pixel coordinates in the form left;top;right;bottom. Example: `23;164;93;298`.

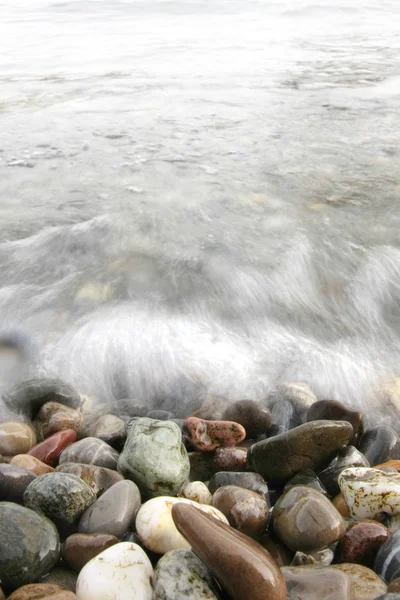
1;0;400;422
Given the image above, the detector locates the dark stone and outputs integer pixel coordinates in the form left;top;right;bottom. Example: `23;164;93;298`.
318;446;369;496
374;530;400;583
208;471;270;505
0;463;37;503
188;452;214;482
359;427;400;466
267;382;317;428
212;446;248;472
221;400;271;439
307;399;364;445
0;501;60;590
267;424;287;438
62;533;119;572
284;469;328;497
87;414;126;450
336;519;391;568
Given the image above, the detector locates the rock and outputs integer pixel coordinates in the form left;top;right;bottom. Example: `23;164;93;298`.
41;567;77;592
34;402;82;441
306;399;364;444
56;463;123;497
7;583;76;599
291;548;334;566
267;382;317;427
75;542;153;600
212;485;270;537
179;481;212;504
62;533;119;572
284;469;328;497
171;502;287;600
183;417;246;452
2;379;81;421
339;467;400;520
0;501;60;590
0;463;37;503
10;454;54;475
221;400;271;439
78;480;140;537
281;565;352;599
188;452;214;482
208;471;270;505
332;492;350;518
212;447;248;472
272;485;346;552
335;519;391;567
86;414;126;450
0;422;36;456
28;429;77;466
59;438;119;470
332;563;387;599
248;420;353;485
389;578;400;593
23;472;96;528
118;418;189;498
318;445;369;496
153;549;221;599
359;427;399;466
374;530;400;582
135;496;228;554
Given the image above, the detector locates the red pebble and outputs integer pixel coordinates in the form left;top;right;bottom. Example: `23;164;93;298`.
184;416;246;452
28;429;77;466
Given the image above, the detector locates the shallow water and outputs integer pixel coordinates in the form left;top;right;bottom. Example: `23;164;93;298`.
1;0;400;422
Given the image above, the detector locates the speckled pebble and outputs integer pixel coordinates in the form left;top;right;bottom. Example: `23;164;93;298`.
339;467;400;520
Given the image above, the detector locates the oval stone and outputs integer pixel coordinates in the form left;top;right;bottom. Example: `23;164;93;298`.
75;542;153;600
335;519;391;567
135;496;229;554
153;549;220;599
306;399;364;444
10;454;54;475
56;463;123;497
0;422;36;456
212;485;270;537
221;400;271;439
272;485;346;552
0;501;60;590
62;533;119;573
28;429;77;466
0;463;37;503
59;438;119;470
339;467;400;520
179;481;212;504
171;502;287;600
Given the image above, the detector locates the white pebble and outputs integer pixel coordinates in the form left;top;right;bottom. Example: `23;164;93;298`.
339;467;400;520
180;481;212;504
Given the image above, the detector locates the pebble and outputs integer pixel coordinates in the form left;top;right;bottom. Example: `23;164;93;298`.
0;501;60;590
23;472;96;527
171;501;287;600
7;583;76;599
248;420;353;485
208;471;270;504
332;492;350;517
284;468;328;496
135;496;229;554
374;529;400;583
335;519;391;567
212;446;248;472
332;562;387;599
212;485;270;537
58;437;119;470
281;565;352;600
359;427;399;466
183;416;246;452
28;429;77;466
267;382;317;427
152;549;221;599
0;422;36;456
306;399;364;444
272;485;346;552
75;542;153;600
62;533;119;572
34;402;83;441
339;467;400;520
0;463;37;503
10;454;54;475
56;462;123;497
221;400;271;439
179;481;212;504
78;479;141;537
317;445;369;496
86;414;126;450
118;418;190;498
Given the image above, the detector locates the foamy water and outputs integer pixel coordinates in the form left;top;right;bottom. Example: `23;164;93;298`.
1;0;400;424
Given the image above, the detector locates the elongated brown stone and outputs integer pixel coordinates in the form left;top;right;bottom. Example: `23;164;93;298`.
171;502;287;600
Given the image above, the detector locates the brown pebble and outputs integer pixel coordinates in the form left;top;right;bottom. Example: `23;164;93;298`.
34;402;82;441
332;492;350;518
258;533;293;567
0;422;36;456
388;576;400;592
212;446;248;472
10;454;55;475
7;583;65;599
62;533;119;572
212;485;270;538
335;519;391;567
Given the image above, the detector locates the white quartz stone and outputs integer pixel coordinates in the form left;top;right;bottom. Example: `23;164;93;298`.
179;481;212;504
135;496;229;554
75;542;153;600
339;467;400;520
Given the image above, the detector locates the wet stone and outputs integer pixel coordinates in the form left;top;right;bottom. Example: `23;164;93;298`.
0;422;36;456
179;481;212;504
281;565;352;600
212;446;247;472
58;437;119;470
212;484;270;537
56;462;124;497
258;533;294;567
221;400;271;439
23;472;96;527
10;454;54;475
284;469;328;497
34;402;83;441
7;583;76;600
318;445;369;497
0;463;37;503
28;429;77;467
272;485;346;552
153;549;221;599
208;471;270;504
359;427;400;466
332;562;387;599
267;382;317;428
62;533;119;573
306;399;364;445
248;420;353;485
78;479;141;538
291;547;334;566
118;418;189;498
86;414;126;450
183;416;246;452
335;519;391;567
339;467;400;520
374;529;400;583
0;501;60;590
